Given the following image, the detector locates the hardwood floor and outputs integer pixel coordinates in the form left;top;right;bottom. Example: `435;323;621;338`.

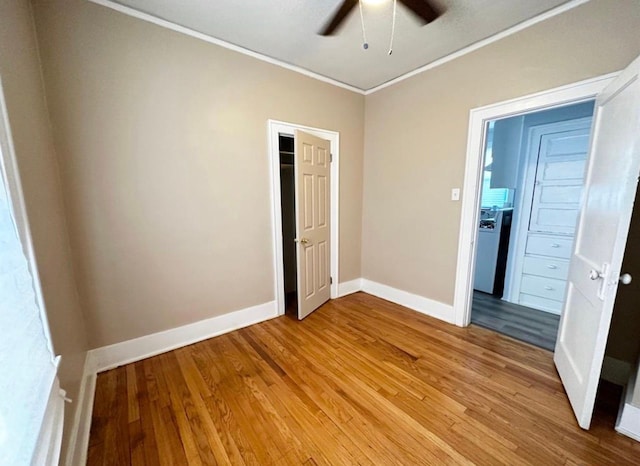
471;291;560;351
88;292;639;465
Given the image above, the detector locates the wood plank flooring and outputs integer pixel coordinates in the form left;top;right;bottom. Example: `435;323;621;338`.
88;292;639;465
471;291;560;351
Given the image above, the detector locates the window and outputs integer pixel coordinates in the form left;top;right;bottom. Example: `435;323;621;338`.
481;170;510;209
481;122;511;209
0;90;60;465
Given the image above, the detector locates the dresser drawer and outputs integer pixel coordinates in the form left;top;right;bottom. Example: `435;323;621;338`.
522;256;569;280
520;275;566;302
519;293;563;314
525;235;573;259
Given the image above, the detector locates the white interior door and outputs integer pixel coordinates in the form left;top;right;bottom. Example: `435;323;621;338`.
294;130;331;319
529;122;591;235
555;55;640;429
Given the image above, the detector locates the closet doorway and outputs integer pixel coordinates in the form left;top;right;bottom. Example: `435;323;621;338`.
268;121;340;319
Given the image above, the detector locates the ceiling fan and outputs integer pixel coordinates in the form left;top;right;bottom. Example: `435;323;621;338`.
319;0;442;36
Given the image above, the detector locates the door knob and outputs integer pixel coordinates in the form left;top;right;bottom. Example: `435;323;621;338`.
590;263;610;300
620;273;632;285
297;237;310;245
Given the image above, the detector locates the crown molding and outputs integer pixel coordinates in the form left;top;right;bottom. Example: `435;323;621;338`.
364;0;591;94
87;0;590;96
87;0;367;95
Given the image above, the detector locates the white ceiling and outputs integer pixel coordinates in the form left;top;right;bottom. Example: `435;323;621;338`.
111;0;574;91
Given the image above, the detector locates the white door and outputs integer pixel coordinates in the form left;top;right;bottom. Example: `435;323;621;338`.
294;130;331;319
555;55;640;429
529;122;591;235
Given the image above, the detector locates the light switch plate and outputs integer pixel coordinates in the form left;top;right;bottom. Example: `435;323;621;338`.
451;188;460;201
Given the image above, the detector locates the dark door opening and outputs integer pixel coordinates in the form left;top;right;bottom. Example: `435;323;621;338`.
279;134;297;316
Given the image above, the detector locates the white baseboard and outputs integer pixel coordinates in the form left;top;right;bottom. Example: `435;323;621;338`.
601;356;632;386
65;352;97;466
337;278;363;297
90;300;278;373
65;300;278;464
361;279;455;324
616;365;640;442
617;403;640;442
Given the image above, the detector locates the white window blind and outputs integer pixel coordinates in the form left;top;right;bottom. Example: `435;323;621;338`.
480;171;510;209
481;130;510;209
0;109;59;464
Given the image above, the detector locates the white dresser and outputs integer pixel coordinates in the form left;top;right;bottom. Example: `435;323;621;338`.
512;118;592;314
519;234;572;312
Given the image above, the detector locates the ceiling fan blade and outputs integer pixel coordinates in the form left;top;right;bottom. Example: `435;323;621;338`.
319;0;359;36
399;0;441;24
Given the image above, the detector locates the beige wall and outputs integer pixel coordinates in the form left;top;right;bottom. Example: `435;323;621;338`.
27;0;640;351
362;0;640;305
0;1;88;463
32;0;365;348
4;0;638;458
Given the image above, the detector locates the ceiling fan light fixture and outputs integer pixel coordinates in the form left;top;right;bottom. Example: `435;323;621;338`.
361;0;389;6
319;0;441;36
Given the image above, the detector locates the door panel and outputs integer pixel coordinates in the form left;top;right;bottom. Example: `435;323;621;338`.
545;132;590;156
295;130;331;319
304;246;314;298
554;55;640;429
529;126;591;235
303;174;313;229
318;175;327;227
541;159;586;180
318;241;328;289
539;185;582;204
531;207;578;231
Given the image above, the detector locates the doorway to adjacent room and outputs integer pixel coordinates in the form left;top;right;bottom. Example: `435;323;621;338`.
470;102;595;350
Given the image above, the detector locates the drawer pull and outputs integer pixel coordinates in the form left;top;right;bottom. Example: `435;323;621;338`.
547;264;558;269
551;243;560;248
544;286;554;291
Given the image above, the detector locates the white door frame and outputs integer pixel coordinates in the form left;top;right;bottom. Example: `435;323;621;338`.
453;72;618;327
268;120;339;316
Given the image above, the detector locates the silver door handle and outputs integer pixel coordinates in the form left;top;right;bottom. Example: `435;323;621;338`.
591;263;610;301
620;273;632;285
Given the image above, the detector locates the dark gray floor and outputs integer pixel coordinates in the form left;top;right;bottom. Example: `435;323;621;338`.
471;291;560;351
